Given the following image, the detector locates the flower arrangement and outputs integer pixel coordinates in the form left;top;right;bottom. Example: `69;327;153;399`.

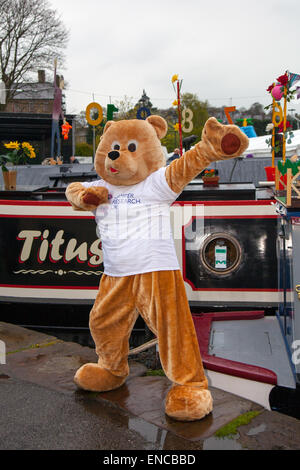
203;169;218;177
278;120;292;133
266;73;297;104
202;168;219;186
0;141;36;172
265;71;300;160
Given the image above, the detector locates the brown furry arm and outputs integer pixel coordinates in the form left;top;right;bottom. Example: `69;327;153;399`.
165;117;249;194
166;146;211;194
66;182;109;211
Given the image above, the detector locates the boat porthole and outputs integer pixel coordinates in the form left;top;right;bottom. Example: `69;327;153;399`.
200;232;242;276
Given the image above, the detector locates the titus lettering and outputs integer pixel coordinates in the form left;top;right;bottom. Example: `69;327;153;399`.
17;229;103;266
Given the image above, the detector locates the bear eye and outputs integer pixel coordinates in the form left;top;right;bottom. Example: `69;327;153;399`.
111;141;120;151
128;140;138;152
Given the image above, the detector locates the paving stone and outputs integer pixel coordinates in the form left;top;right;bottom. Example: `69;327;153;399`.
1;321;300;449
0;321;57;351
237;408;300;450
95;376;263;441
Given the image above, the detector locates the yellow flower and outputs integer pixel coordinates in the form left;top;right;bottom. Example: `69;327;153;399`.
172;100;178;107
22;142;36;159
174;123;179;132
171;74;179;83
5;141;20;150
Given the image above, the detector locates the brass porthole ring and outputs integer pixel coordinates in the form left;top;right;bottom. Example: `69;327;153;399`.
199;232;242;276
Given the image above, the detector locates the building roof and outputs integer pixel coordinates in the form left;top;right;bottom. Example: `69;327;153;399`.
11;82;54;100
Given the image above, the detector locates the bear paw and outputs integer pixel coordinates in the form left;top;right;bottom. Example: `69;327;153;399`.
81;186;109;209
165;385;213;422
74;363;126;392
202;117;249;161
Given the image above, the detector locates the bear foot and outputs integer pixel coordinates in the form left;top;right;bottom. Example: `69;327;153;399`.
165;385;213;421
74;363;126;392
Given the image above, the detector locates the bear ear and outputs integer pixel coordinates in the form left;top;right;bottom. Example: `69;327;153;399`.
103;120;114;134
146;115;168;139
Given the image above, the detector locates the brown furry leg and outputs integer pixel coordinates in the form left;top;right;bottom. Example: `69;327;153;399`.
74;274;138;392
135;270;213;421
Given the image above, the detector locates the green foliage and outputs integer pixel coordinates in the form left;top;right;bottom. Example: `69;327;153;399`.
214;410;262;439
75;143;93;156
160;93;209;152
0;140;36;170
251;119;271;136
116;105;140;121
146;369;165;376
161;124;179;153
114;96;137;120
8;340;61;355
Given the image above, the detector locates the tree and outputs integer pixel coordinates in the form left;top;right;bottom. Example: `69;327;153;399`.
75;142;93;157
75;110;88;128
114;95;135;120
161;93;209;152
181;93;209;141
248;102;266;119
0;0;69;109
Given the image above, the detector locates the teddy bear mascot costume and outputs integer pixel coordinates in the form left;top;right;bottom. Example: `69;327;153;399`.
66;116;248;421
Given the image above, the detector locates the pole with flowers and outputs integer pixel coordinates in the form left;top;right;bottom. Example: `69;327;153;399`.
266;82;283;168
265;71;300;195
266;71;299;165
171;74;183;156
0;141;36;190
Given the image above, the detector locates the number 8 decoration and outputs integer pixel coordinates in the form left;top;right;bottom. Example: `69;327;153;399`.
181;108;193;133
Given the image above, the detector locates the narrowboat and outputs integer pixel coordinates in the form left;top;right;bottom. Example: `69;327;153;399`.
0;170;299;415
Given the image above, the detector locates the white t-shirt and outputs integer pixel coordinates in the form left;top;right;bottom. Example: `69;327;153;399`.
81;167;180;277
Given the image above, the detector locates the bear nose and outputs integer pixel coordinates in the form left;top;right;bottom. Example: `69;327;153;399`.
108;150;120;160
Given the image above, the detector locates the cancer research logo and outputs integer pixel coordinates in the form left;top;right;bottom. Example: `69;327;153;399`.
0;340;6;364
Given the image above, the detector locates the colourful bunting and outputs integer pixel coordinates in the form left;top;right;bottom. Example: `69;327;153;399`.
289;72;300;87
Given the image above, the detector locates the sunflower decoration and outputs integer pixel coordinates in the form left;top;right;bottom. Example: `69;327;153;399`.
4;141;20;151
21;142;36;160
0;140;36;171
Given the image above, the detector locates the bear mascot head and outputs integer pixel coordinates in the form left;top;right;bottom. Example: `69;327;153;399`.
66;115;249;421
95;116;168;185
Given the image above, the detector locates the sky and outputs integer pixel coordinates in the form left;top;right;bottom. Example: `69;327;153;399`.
49;0;300;118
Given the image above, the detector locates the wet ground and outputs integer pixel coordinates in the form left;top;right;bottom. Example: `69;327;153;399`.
1;321;300;451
